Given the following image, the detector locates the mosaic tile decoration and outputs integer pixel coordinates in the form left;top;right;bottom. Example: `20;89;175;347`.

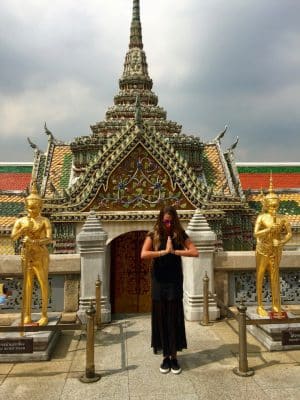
0;276;64;312
229;270;300;305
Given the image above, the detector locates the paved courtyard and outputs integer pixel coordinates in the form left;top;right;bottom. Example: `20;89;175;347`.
0;314;299;399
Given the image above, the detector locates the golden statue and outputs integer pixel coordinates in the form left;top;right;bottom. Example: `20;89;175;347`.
11;181;52;326
254;177;292;317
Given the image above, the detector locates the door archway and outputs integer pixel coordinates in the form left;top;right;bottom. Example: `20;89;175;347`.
110;230;151;313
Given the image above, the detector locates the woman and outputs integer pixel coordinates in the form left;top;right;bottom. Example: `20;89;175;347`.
141;206;199;374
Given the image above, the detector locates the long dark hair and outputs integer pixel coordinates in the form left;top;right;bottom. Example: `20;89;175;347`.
152;206;186;250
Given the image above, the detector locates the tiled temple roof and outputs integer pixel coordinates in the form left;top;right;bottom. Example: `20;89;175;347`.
239;172;300;190
237;164;300;189
0;165;30;232
0;164;32;191
247;192;300;226
42;120;249;221
238;164;300;227
44;146;72;196
202;144;230;194
0;193;25;231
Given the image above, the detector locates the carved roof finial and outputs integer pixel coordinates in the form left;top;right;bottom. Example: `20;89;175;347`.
44;122;54;141
130;0;143;49
27;137;41;153
214;125;228;143
227;136;239;152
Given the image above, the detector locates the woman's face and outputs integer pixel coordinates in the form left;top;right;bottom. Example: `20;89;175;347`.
162;213;173;232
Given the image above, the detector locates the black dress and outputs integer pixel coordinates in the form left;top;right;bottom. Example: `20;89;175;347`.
150;233;188;357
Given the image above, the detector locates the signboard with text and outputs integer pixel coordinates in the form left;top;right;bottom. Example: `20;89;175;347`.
282;329;300;346
0;338;33;354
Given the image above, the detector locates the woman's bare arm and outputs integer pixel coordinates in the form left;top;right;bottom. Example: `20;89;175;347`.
141;236;173;259
173;239;199;257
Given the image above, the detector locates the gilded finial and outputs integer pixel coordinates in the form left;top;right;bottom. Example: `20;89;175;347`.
269;171;273;193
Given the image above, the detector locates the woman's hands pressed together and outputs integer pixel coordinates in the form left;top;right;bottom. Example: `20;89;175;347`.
165;236;174;254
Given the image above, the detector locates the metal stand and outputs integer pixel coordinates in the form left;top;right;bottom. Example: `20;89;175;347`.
200;272;213;326
95;276;102;330
233;303;254;377
79;302;101;383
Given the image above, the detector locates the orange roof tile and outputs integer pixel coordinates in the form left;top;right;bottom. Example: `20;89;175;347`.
240;173;300;190
0;173;32;191
203;144;230;194
45;145;72;196
0;216;17;228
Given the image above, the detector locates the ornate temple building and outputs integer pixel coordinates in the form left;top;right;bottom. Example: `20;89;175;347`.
26;0;254;254
1;1;299;316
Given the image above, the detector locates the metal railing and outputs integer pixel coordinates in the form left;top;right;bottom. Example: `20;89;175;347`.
0;279;102;383
200;272;300;377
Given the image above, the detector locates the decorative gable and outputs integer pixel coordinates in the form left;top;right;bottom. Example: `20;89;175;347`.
44;121;206;214
88;144;195;211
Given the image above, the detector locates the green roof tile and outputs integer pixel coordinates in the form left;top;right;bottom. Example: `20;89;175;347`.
0;202;25;216
0;165;32;173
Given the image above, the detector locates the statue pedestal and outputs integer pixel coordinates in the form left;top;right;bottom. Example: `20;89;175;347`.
0;313;61;362
246;306;300;351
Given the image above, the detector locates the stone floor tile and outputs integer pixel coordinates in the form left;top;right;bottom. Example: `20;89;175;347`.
0;375;67;399
51;331;81;361
0;374;7;385
228;380;271;400
10;360;72;376
285;350;300;363
1;315;300;400
61;373;129;400
0;363;13;374
130;395;199;400
252;364;300;389
265;388;300;400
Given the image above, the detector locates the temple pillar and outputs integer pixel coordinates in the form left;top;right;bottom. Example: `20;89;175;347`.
183;209;220;321
76;211;111;323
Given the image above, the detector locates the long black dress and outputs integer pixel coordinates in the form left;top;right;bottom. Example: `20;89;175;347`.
150;233;188;357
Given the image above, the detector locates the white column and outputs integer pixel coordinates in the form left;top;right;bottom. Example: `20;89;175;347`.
183;209;220;321
76;211;111;323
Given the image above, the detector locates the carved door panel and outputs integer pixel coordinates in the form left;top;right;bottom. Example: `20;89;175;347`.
111;231;151;313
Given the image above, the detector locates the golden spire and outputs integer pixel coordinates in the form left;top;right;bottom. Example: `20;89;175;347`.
269;171;273;193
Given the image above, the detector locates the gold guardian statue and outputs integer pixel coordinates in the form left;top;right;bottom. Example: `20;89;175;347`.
254;177;292;317
11;181;52;326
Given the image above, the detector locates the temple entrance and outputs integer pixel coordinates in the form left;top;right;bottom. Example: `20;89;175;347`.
110;231;152;313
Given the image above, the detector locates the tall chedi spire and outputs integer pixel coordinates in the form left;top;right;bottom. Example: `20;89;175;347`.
130;0;143;49
90;0;181;137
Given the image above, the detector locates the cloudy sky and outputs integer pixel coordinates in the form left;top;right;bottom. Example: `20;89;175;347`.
0;0;299;162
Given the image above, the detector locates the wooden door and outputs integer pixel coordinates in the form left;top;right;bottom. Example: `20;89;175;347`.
111;231;151;313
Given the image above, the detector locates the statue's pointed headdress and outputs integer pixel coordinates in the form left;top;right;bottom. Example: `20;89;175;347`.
25;180;42;203
264;172;279;203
